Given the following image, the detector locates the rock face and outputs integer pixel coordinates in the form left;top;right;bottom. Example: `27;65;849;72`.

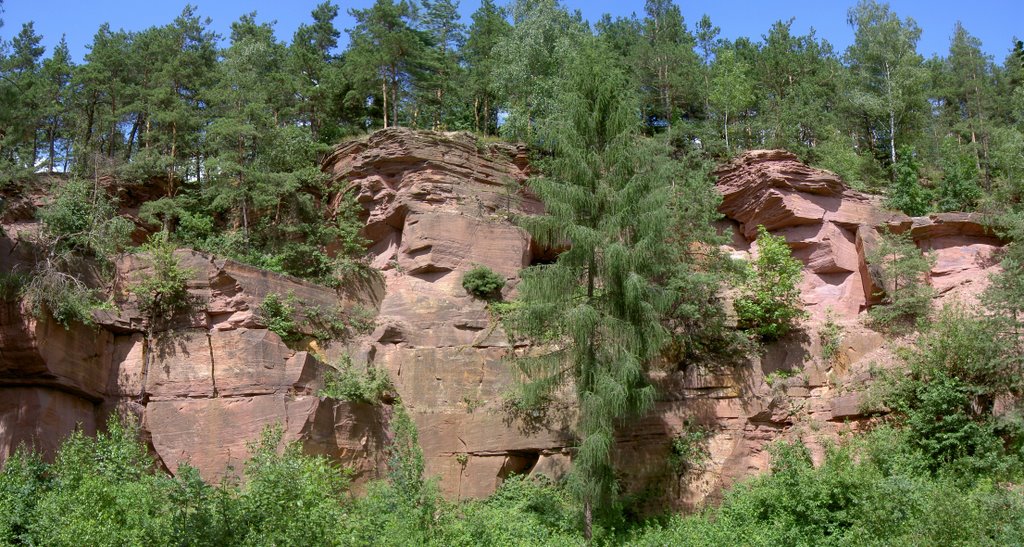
325;129;573;499
0;134;1008;513
716;150;1001;319
0;245;391;484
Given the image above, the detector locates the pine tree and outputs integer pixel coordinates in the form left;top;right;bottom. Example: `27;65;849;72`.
941;23;995;185
885;145;930;216
1;22;45;170
290;2;341;141
755;20;841;156
419;0;464;129
636;0;700;127
75;24;135;165
39;36;73;172
867;228;935;330
464;0;510;134
347;0;426;128
509;43;675;539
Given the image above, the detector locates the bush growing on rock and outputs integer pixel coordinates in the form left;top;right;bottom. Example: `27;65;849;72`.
461;265;505;299
129;231;195;327
24;179;134;327
319;355;394;404
867;228;935;331
734;225;804;341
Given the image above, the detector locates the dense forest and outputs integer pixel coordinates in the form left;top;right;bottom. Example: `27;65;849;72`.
3;0;1024;544
2;0;1024;202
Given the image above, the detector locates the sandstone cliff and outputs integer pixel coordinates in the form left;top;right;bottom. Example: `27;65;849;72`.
0;132;1006;511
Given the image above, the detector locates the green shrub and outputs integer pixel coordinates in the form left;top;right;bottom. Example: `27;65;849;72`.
36;179;134;259
883;306;1023;477
129;231;195;326
936;138;982;212
885;146;932;216
867;228;935;331
0;271;27;301
819;309;843;364
669;422;712;473
257;292;300;342
462;265;505;299
734;225;804;341
319;355;393;404
23;179;134;327
258;292;377;346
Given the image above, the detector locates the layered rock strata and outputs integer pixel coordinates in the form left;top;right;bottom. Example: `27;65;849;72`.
0;246;390;484
0;134;1007;512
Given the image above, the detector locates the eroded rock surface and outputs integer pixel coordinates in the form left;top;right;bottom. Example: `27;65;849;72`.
0;242;390;484
0;134;1008;513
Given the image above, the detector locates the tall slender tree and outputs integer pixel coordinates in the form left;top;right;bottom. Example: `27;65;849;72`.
419;0;464;129
845;0;926;168
291;2;341;141
347;0;425;128
637;0;699;126
510;42;675;540
463;0;510;134
39;36;73;172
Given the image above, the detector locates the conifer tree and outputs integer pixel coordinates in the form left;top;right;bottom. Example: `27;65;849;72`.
1;22;44;170
509;43;675;539
637;0;700;126
40;36;73;172
419;0;464;129
290;2;341;141
463;0;510;134
885;145;930;216
347;0;426;128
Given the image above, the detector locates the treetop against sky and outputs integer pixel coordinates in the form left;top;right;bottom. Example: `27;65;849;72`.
2;0;1020;63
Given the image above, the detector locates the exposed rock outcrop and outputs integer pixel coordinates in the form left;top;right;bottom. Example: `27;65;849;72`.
716;150;1002;318
0;135;1008;513
0;246;391;485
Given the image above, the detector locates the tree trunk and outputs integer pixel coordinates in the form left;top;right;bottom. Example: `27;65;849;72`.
724;111;730;151
47;126;56;173
473;96;480;133
382;80;389;128
889;110;896;166
583;499;593;542
125;114;141;162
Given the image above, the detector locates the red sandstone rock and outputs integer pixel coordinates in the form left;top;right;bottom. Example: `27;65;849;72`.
0;133;1011;515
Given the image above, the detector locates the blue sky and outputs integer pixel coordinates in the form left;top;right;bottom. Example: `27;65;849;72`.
1;0;1021;63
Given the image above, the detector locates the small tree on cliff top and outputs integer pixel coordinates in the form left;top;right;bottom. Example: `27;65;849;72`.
508;42;675;539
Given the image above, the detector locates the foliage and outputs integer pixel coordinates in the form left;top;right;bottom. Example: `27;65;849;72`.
819;309;844;364
867;228;935;331
231;426;352;546
881;306;1024;477
319;354;393;404
734;225;804;341
662;146;746;362
668;422;712;474
461;265;505;299
935;138;982;212
885;146;931;216
256;292;300;342
630;432;1024;546
258;292;376;346
506;42;675;537
129;231;195;326
23;178;133;327
0;270;27;301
